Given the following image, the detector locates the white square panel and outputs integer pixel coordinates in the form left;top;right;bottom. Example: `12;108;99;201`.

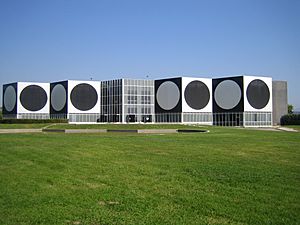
67;80;101;114
182;77;212;113
243;76;272;112
17;82;50;114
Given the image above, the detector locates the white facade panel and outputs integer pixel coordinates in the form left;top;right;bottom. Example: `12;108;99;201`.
67;80;101;114
17;82;50;114
243;76;272;112
182;77;212;113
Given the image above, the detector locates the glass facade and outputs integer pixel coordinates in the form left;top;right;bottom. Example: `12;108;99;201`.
155;113;182;123
213;112;272;127
213;112;244;126
244;112;272;127
100;79;123;122
69;113;101;123
17;113;50;119
155;112;213;124
123;79;154;123
183;112;213;124
50;114;67;120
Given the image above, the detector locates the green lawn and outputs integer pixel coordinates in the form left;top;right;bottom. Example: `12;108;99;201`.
46;123;203;130
0;127;299;225
0;123;52;129
284;125;300;131
0;123;201;130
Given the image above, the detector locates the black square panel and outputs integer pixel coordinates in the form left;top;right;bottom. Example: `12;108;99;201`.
50;81;68;114
2;83;17;115
155;78;182;113
212;76;244;113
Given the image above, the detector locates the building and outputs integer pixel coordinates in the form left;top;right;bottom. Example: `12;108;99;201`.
50;80;101;123
272;81;288;125
2;75;287;126
100;79;154;123
2;82;50;119
154;77;213;124
212;76;273;127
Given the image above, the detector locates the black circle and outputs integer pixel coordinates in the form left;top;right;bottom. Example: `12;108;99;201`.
70;83;98;111
184;80;210;110
20;85;48;111
246;79;270;109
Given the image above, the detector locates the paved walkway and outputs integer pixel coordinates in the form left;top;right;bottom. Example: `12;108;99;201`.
244;126;298;132
0;129;42;134
0;128;208;134
276;127;298;132
0;126;297;134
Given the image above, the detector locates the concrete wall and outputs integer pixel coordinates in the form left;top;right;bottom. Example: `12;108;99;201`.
272;81;288;125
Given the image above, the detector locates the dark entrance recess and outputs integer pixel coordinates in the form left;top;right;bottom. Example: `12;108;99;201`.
142;115;152;123
97;115;120;123
126;115;136;123
112;115;120;122
97;115;108;122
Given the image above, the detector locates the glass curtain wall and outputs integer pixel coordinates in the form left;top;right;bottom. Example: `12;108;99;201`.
244;112;272;127
213;112;272;127
100;79;122;122
68;114;100;123
182;112;213;124
213;112;244;126
123;79;154;123
155;113;182;123
17;113;50;119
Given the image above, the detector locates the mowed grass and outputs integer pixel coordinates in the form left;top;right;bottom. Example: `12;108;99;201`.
0;127;299;225
48;123;201;130
0;123;199;130
0;123;52;129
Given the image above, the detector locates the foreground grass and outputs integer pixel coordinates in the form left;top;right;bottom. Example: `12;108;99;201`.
0;127;299;224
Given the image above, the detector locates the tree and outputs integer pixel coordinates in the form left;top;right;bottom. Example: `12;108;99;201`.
288;104;294;114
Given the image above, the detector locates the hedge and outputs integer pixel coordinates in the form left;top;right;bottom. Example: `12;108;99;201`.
0;119;68;124
280;114;300;125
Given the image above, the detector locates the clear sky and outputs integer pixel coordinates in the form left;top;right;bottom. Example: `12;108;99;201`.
0;0;299;109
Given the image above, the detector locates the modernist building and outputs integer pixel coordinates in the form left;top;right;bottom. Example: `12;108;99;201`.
100;79;154;123
50;80;101;123
155;77;213;124
212;76;273;126
2;82;50;119
2;75;287;127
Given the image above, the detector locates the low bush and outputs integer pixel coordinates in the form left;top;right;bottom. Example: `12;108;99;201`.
280;114;300;125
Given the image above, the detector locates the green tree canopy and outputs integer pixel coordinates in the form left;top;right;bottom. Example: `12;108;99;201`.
288;104;293;114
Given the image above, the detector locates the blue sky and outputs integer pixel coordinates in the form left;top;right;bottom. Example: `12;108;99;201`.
0;0;299;109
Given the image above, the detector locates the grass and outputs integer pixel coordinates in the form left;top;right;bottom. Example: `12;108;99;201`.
50;123;203;130
0;126;299;224
0;123;201;130
284;125;300;131
0;123;52;129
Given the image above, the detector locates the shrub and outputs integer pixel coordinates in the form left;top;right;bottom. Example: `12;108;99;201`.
280;114;300;125
0;119;68;124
